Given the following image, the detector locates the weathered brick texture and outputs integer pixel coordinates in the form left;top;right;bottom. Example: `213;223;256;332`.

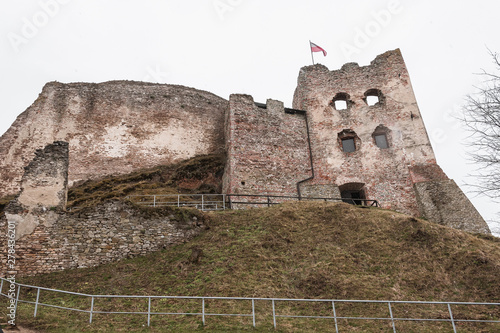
414;180;490;234
1;201;204;276
0;49;491;277
222;95;312;198
222;49;489;233
1;140;206;276
292;49;437;216
17;141;69;211
0;82;227;198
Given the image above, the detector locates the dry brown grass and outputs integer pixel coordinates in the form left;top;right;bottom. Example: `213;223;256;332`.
5;201;500;332
66;154;225;211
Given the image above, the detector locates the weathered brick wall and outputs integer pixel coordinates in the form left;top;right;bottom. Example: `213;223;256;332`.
414;180;490;234
222;95;311;198
0;201;205;276
0;81;227;198
299;184;340;198
292;49;440;216
17;141;69;211
5;141;70;242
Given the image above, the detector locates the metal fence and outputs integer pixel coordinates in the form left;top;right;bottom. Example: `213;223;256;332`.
1;278;498;332
126;193;379;211
127;194;225;211
225;194;379;208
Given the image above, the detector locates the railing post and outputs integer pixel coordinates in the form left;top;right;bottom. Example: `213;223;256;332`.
332;301;338;333
448;303;457;333
177;195;180;208
34;287;41;317
202;195;204;211
153;195;156;207
267;196;271;207
90;296;94;323
14;284;20;319
202;298;205;326
272;299;276;329
0;278;3;295
147;297;151;327
223;194;226;210
388;301;396;333
252;298;256;328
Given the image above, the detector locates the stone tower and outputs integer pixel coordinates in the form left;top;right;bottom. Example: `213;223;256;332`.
292;49;489;233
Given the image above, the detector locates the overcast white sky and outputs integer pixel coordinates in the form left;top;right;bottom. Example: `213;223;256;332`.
1;0;499;235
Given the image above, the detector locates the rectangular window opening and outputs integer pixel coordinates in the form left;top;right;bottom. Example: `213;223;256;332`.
366;95;379;106
342;138;356;152
374;134;388;149
334;100;348;110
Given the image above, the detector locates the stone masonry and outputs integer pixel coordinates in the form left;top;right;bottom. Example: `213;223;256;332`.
0;141;205;276
0;49;492;277
0;81;227;198
289;49;489;233
0;200;204;276
222;96;311;198
292;49;435;216
5;142;69;241
223;49;490;233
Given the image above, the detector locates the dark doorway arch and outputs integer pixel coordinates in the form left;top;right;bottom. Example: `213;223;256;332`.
339;182;366;205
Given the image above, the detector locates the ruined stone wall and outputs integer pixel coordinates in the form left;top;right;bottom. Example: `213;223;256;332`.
292;49;439;215
1;141;206;276
0;201;205;276
0;81;227;198
3;141;70;243
222;95;311;198
17;141;69;211
414;180;490;234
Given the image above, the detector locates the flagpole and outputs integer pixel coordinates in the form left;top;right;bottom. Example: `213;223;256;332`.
309;40;314;65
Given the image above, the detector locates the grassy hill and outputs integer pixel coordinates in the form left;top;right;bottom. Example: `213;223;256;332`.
65;153;225;211
3;201;500;332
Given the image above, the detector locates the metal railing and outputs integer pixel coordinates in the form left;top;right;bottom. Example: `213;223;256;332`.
1;278;498;332
225;194;379;208
127;194;225;211
126;193;379;211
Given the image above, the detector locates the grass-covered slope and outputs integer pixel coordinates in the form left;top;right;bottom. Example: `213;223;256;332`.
66;153;225;211
6;202;500;332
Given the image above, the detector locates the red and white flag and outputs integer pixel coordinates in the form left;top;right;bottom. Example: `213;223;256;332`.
310;41;327;56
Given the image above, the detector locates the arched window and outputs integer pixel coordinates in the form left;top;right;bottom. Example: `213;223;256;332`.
372;125;391;149
331;92;353;111
364;89;384;106
338;129;360;153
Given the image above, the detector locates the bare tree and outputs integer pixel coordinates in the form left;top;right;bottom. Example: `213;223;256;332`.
462;50;500;199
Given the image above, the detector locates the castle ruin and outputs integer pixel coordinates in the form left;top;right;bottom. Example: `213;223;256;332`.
224;49;488;233
0;48;491;275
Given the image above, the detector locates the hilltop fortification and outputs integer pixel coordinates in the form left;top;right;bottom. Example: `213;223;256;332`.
0;50;492;276
0;81;227;197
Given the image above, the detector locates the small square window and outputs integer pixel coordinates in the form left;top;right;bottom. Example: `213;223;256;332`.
334;100;347;110
366;95;379;106
374;134;388;149
342;138;356;152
